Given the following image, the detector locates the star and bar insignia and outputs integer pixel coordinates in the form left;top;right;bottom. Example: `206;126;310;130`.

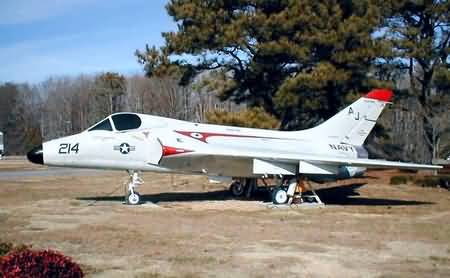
113;143;136;154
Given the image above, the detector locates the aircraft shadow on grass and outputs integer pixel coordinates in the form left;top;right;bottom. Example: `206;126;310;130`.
315;183;433;206
77;182;433;206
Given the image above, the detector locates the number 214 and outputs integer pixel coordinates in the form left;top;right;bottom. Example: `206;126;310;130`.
58;143;79;154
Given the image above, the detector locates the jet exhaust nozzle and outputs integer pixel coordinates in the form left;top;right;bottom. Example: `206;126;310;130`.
27;144;44;165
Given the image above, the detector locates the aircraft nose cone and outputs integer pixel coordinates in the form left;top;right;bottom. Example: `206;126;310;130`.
27;144;44;165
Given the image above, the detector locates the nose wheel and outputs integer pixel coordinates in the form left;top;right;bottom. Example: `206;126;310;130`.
125;170;144;205
127;192;141;205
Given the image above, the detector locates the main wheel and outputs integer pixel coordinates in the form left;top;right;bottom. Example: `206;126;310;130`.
229;181;245;197
272;188;288;204
442;179;449;190
127;192;141;205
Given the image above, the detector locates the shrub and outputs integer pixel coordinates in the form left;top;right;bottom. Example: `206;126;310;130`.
390;175;411;185
0;249;83;278
415;176;442;188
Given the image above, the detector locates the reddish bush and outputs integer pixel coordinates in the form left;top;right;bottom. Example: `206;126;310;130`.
0;249;83;278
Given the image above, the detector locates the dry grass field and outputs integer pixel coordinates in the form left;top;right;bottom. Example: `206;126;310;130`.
1;158;450;277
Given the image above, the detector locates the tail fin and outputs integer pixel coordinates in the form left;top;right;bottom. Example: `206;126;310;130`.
302;89;393;146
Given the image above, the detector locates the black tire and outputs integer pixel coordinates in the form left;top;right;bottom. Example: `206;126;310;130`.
443;179;449;190
230;181;245;197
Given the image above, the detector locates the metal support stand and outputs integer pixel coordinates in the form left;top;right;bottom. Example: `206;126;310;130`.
300;178;323;205
286;177;323;205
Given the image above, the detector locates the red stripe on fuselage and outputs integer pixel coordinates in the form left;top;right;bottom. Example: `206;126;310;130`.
174;130;278;143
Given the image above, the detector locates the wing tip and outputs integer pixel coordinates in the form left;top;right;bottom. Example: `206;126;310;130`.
365;89;393;102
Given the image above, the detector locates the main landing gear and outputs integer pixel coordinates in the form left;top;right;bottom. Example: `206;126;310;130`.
125;170;144;205
229;180;245;197
271;177;323;205
229;178;257;198
228;176;323;205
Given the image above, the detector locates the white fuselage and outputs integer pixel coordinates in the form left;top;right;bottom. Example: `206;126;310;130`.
41;114;365;179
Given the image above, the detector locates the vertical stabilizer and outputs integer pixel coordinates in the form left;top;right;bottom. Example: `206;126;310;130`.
300;89;393;146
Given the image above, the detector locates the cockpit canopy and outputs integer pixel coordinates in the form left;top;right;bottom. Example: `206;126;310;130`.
88;113;142;132
88;118;113;131
111;114;142;131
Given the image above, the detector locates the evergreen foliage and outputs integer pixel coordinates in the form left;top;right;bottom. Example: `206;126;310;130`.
206;107;280;129
136;0;392;129
92;72;127;118
386;0;449;100
385;0;450;161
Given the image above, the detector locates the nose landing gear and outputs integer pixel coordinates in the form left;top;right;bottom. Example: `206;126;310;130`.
125;170;144;205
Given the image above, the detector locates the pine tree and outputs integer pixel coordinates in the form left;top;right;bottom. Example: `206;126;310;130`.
206;107;280;129
385;0;450;161
137;0;391;129
91;72;127;119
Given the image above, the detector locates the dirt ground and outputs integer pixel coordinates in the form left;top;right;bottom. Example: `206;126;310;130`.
1;158;450;278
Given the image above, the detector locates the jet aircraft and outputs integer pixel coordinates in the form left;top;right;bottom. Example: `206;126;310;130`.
27;89;441;205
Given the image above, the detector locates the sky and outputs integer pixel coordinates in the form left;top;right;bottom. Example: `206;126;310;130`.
0;0;176;84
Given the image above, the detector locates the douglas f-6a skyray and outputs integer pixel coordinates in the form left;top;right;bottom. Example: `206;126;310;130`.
27;89;441;205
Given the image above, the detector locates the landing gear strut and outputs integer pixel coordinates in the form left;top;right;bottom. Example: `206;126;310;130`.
125;170;144;205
